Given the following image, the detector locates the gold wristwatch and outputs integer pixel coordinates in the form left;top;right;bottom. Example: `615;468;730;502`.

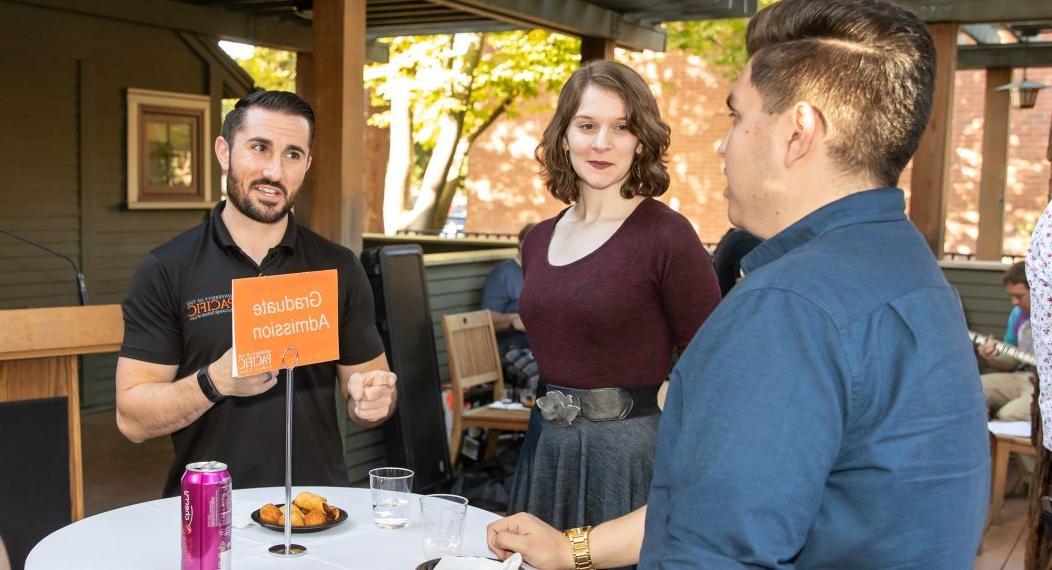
563;526;594;570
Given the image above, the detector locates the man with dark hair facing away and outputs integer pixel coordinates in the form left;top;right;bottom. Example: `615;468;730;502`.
115;91;398;497
486;1;988;567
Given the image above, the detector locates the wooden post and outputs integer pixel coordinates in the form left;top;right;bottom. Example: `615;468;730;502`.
910;23;957;256
976;67;1011;261
296;51;314;105
295;51;315;233
310;0;366;253
580;36;615;63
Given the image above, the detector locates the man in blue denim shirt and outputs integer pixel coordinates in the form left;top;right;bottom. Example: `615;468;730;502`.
487;0;988;567
640;185;989;567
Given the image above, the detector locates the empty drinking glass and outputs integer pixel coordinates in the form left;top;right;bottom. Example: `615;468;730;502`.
420;494;469;556
369;467;414;529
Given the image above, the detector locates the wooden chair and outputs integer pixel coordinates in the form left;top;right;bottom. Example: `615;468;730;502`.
988;422;1038;526
441;310;530;467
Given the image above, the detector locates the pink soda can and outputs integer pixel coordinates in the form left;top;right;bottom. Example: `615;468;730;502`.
181;461;232;570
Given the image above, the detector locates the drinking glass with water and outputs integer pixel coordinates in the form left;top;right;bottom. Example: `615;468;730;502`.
369;467;414;529
420;494;468;556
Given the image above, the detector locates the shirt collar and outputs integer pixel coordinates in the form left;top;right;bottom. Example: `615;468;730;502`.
210;200;299;252
740;188;906;274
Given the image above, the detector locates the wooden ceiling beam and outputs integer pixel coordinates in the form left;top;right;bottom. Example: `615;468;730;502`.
15;0;312;51
890;0;1052;24
958;42;1052;69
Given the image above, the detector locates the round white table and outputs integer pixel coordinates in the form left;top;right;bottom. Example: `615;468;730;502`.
27;486;502;569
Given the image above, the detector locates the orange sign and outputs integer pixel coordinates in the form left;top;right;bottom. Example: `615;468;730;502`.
231;269;339;377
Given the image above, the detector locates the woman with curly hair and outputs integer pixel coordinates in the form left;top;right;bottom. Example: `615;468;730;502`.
509;59;720;534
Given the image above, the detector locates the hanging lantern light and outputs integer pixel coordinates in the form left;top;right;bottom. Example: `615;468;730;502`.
997;76;1048;109
997;30;1048;110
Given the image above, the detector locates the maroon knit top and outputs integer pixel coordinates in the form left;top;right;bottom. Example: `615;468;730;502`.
519;198;720;390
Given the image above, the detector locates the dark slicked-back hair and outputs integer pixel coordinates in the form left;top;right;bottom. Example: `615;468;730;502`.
746;0;935;188
220;90;316;149
537;60;671;204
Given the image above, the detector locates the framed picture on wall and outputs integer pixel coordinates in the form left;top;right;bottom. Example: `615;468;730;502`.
127;88;214;209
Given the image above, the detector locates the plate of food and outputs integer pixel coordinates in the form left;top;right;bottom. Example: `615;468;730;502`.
252;491;347;533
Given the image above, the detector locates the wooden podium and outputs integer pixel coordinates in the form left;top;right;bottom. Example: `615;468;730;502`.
0;305;123;521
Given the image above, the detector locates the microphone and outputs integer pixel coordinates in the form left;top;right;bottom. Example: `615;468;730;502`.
0;226;89;306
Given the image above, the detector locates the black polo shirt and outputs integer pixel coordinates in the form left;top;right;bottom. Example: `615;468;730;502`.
121;202;385;497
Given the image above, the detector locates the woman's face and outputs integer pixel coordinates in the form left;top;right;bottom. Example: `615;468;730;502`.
564;85;641;195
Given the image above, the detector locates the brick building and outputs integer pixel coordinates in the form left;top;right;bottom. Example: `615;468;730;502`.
462;49;1052;256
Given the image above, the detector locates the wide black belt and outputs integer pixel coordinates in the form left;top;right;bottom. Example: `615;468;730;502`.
536;383;660;425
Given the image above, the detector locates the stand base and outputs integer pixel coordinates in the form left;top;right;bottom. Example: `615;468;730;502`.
268;544;307;557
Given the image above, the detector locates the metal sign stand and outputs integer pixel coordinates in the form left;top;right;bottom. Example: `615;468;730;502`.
268;347;306;558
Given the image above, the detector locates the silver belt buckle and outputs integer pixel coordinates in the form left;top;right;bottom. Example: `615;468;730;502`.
536;390;581;426
580;388;634;421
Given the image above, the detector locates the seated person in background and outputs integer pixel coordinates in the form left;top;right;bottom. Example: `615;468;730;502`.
980;261;1034;421
482;223;538;389
711;227;762;297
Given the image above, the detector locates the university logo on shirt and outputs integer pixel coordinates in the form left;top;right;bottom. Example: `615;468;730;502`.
185;294;232;321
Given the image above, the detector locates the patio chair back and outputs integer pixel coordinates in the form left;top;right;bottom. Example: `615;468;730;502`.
443;310;505;393
441;310;527;466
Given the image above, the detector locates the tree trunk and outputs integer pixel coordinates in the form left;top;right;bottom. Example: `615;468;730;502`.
432;175;465;230
426;97;514;230
402;33;481;232
382;88;413;234
404;111;465;230
430;137;471;228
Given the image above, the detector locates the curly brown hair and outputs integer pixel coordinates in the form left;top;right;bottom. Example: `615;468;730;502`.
536;60;671;204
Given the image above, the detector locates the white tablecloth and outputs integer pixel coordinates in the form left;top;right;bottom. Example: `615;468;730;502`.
27;486;502;569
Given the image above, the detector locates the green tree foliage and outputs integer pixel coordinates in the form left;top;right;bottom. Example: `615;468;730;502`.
233;46;296;92
367;30;578;159
666;20;750;78
366;31;580;231
222;44;297;119
665;0;779;79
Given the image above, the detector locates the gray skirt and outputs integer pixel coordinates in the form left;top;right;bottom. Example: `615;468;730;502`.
507;395;660;530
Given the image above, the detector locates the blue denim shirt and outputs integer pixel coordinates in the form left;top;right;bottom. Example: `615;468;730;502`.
640;189;989;569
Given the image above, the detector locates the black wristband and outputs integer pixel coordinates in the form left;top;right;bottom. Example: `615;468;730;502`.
197;366;225;404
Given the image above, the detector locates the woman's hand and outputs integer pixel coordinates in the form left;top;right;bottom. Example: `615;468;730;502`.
486;512;573;570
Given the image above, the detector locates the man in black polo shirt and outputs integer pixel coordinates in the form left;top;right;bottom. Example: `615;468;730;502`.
116;91;397;497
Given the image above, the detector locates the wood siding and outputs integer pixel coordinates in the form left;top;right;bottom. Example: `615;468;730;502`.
941;261;1013;337
0;3;254;409
0;49;80;308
